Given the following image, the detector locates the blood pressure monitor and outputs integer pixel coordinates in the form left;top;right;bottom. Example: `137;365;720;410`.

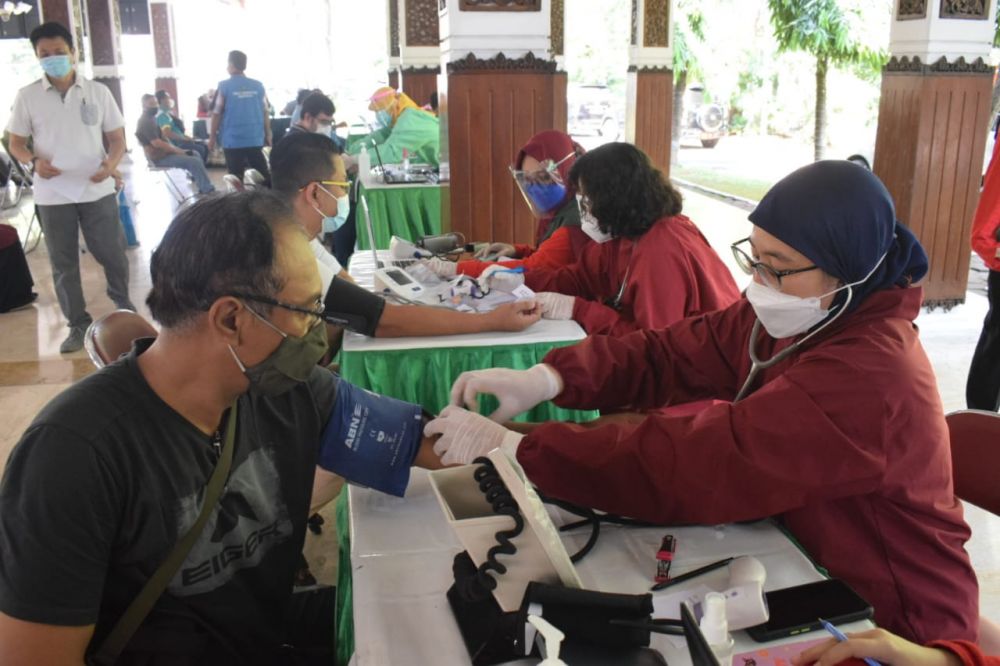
373;267;427;301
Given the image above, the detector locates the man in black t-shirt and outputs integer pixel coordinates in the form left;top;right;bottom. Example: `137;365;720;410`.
0;191;444;665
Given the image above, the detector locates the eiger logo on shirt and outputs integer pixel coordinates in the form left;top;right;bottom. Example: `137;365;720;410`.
233;91;259;99
168;447;293;596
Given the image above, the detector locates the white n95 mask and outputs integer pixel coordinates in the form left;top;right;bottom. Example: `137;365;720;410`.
745;250;888;339
745;280;830;339
581;211;612;243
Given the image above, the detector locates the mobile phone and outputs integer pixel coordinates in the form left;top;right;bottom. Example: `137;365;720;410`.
746;578;873;642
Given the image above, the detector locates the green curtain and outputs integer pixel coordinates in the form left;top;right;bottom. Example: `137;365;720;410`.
340;341;599;423
356;184;442;250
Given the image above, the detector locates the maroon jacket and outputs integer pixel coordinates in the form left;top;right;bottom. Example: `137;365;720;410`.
518;287;978;644
524;215;740;336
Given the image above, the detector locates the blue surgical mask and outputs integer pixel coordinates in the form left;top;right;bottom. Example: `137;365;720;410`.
375;110;392;128
315;184;351;233
524;182;567;213
40;55;73;79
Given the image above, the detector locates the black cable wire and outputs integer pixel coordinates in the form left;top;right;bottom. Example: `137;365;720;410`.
469;457;525;593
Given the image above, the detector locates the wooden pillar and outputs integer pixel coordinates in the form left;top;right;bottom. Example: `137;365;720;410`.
386;0;401;87
439;0;567;247
398;0;440;108
872;0;996;307
151;1;179;107
625;0;673;176
85;0;124;111
40;0;88;67
40;0;71;27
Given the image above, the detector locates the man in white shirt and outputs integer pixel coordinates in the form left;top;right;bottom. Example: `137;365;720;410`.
268;131;541;341
6;21;134;353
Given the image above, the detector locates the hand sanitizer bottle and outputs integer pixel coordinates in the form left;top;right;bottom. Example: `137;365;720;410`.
700;592;735;666
528;615;567;666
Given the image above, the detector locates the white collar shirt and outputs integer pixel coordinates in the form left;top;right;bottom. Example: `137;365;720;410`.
5;73;125;205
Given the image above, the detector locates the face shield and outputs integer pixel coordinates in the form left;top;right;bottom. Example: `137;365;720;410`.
509;152;574;218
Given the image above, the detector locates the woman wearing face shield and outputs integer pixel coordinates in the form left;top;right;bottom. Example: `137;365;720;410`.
422;130;591;279
353;86;439;167
520;141;739;335
425;161;979;644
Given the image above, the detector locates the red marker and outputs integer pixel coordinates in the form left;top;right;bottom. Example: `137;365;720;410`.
655;535;676;583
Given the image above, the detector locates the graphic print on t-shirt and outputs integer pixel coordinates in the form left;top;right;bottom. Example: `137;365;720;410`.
168;447;293;596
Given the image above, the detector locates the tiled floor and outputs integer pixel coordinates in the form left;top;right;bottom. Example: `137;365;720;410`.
1;158;999;620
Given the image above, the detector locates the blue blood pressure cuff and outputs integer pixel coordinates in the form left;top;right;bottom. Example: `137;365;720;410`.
318;380;424;497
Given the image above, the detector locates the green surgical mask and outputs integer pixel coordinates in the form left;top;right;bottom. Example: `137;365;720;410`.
228;307;329;396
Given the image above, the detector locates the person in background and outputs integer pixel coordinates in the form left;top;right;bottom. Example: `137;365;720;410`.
427;161;979;645
290;88;321;126
282;92;346;152
196;89;215;119
483;142;738;336
282;89;306;117
347;86;439;167
794;627;991;666
136;94;216;196
5;21;134;353
209;50;271;184
422;130;590;279
967;127;1000;411
155;89;208;163
0;190;447;665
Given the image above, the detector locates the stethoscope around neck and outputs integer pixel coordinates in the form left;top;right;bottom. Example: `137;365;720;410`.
733;243;891;402
733;283;856;403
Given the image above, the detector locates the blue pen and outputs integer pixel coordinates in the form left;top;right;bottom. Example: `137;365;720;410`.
818;618;882;666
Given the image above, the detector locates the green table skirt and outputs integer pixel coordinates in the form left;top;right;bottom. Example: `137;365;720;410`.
356;183;442;250
340;341;599;423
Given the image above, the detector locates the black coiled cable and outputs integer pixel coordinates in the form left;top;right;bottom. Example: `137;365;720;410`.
469;456;525;594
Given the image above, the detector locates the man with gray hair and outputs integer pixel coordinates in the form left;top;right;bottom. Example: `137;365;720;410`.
0;190;443;665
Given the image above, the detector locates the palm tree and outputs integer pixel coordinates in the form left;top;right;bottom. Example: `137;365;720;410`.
767;0;884;160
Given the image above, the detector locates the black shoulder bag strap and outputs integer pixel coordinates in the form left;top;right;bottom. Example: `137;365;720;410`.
89;401;239;666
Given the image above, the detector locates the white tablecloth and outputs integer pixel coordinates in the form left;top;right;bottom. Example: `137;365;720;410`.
348;470;871;665
343;251;587;352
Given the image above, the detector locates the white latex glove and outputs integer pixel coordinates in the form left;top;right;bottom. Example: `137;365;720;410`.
475;242;517;259
423;256;457;277
450;363;563;422
535;292;575;320
479;264;526;291
424;405;522;466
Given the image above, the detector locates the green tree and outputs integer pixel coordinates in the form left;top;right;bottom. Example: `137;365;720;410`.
671;7;705;165
767;0;884;160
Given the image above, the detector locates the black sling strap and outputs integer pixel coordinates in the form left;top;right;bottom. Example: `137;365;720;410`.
89;401;239;666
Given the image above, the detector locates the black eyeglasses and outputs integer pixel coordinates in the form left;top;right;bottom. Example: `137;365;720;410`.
230;293;326;325
730;237;819;289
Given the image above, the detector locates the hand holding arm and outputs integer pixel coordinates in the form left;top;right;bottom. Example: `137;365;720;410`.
423;257;458;278
475;242;517;259
424;406;523;465
450;364;563;422
535;292;575;320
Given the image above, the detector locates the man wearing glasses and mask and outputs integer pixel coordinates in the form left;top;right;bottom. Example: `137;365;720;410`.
0;191;445;665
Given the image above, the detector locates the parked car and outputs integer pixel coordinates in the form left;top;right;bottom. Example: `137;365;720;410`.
681;84;726;148
568;84;624;140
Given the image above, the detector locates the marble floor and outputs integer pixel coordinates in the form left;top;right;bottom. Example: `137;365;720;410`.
1;158;999;619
